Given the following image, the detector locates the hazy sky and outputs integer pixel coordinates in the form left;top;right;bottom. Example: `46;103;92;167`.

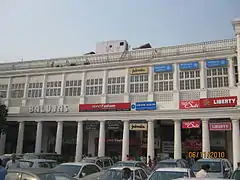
0;0;240;63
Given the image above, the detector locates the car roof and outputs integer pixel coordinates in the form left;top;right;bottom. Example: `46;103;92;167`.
19;159;57;162
110;166;142;171
155;168;189;172
8;168;55;175
60;162;97;166
83;156;111;160
116;161;139;164
159;159;178;163
197;158;222;162
24;153;60;156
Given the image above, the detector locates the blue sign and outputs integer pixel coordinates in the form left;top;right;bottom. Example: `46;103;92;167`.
133;101;157;111
154;64;173;73
206;58;228;68
179;62;199;70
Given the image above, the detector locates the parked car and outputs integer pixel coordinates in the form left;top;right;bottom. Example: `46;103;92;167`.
113;161;152;175
154;159;189;169
0;154;23;167
81;156;114;170
148;167;195;180
175;178;235;180
100;166;148;180
23;153;63;163
230;167;240;179
192;158;232;178
5;168;76;180
53;162;102;179
18;159;59;168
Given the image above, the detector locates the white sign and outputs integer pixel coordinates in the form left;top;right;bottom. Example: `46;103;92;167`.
29;105;69;113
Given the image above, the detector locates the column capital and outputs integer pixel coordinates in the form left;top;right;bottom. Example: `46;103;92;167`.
18;121;25;124
56;121;63;124
173;119;181;122
35;120;43;123
232;119;239;123
201;119;209;122
99;120;106;122
147;119;155;122
76;120;83;123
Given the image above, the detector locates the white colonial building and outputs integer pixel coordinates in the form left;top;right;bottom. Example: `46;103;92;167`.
1;19;240;168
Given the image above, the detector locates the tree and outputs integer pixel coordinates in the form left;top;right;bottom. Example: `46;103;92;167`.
0;100;8;133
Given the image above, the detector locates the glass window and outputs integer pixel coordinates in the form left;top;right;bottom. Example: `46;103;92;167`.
27;82;43;98
192;161;221;173
207;67;229;88
139;169;148;179
65;80;82;96
103;160;111;167
85;78;103;95
11;83;25;98
130;74;148;93
46;81;61;96
107;76;125;94
149;171;188;180
179;70;200;90
0;84;8;98
54;165;81;177
154;72;173;92
135;170;141;180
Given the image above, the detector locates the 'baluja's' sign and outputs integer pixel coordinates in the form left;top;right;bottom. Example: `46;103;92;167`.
29;105;69;113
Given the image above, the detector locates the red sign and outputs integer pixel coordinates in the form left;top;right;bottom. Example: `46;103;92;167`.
209;122;232;131
182;120;201;129
184;139;202;150
200;96;237;108
79;103;131;112
179;100;200;109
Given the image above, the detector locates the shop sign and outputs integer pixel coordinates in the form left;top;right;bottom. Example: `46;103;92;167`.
179;100;200;109
79;103;131;112
182;120;201;129
129;67;148;75
179;62;199;70
154;64;173;73
162;141;173;153
205;58;228;68
85;121;99;130
131;101;156;111
184;139;202;150
106;121;122;130
209;122;232;131
129;123;147;131
200;96;237;108
29;105;69;113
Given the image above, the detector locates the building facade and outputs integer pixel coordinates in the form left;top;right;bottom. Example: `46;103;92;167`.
1;19;240;168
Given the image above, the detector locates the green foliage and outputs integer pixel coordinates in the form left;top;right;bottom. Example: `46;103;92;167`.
0;103;8;132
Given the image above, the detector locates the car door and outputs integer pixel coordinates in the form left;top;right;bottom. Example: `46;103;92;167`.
138;169;148;180
5;172;21;180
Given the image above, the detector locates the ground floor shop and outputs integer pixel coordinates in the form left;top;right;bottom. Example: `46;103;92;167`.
1;108;240;169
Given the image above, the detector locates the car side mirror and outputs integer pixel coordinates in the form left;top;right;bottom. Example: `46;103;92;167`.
81;172;86;177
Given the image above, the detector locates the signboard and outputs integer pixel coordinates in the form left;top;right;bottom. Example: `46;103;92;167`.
29;105;69;113
179;62;199;70
154;64;173;73
206;58;228;68
131;101;156;111
182;120;201;129
179;100;200;109
209;122;232;131
200;96;237;108
162;141;174;153
106;121;122;130
85;121;99;130
129;123;147;131
79;103;131;112
129;67;148;75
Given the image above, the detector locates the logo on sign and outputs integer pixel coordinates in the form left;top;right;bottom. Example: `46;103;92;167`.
130;123;147;131
209;122;232;131
206;58;228;68
133;101;157;111
154;64;173;73
200;96;237;108
130;67;148;75
179;100;200;109
182;121;201;129
179;62;199;70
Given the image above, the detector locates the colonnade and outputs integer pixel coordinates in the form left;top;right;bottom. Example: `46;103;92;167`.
15;119;240;169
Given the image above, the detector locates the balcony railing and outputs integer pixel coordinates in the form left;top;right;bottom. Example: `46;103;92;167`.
0;38;237;71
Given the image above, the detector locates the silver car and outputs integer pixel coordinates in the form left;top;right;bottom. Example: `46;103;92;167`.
18;159;59;168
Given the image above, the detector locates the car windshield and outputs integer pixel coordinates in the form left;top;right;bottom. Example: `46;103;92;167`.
81;159;95;163
114;162;135;167
53;165;81;177
231;170;240;179
192;161;221;173
155;162;177;169
149;171;188;180
38;173;73;180
101;169;133;180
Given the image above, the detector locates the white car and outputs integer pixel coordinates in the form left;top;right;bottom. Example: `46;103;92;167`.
100;166;148;180
18;159;59;168
148;167;195;180
175;178;235;180
53;162;102;179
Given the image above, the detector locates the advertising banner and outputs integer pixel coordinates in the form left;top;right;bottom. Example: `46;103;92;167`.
179;100;200;109
179;62;199;70
205;58;228;68
79;103;131;112
209;122;232;131
129;123;147;131
154;64;173;73
129;67;148;75
131;101;156;111
182;120;201;129
200;96;237;108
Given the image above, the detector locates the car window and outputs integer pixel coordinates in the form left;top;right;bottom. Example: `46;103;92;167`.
19;160;34;168
179;160;186;168
80;165;93;177
90;165;101;173
135;170;141;180
96;160;103;167
103;159;111;167
38;162;50;168
5;172;21;180
176;161;182;167
189;170;195;177
21;173;36;180
139;169;148;180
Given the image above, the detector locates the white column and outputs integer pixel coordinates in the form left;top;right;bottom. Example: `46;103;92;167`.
102;70;108;94
75;121;83;162
148;66;153;92
228;57;235;87
232;119;240;169
6;77;12;99
81;72;86;95
23;75;29;98
124;69;129;93
202;119;210;155
122;120;129;161
55;121;63;154
41;74;47;98
98;121;105;157
200;61;206;89
60;73;65;97
174;120;182;159
16;121;25;154
35;121;43;153
173;63;179;91
147;120;155;159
